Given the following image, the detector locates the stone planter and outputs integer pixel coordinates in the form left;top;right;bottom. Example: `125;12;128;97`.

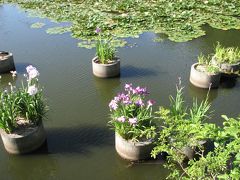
92;56;120;78
0;121;46;154
178;146;195;160
176;140;206;160
115;133;154;161
0;51;15;74
189;63;221;89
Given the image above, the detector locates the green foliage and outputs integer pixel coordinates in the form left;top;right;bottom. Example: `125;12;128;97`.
151;82;218;178
108;83;157;141
94;28;116;64
46;26;71;34
214;42;240;64
96;39;115;64
197;53;219;74
151;83;240;179
0;67;47;134
176;115;240;179
16;86;46;124
0;89;18;133
3;0;240;46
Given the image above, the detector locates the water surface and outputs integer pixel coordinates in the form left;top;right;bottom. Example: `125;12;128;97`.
0;4;239;180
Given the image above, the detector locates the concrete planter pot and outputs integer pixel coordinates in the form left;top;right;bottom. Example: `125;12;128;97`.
115;132;154;161
92;56;120;78
0;121;46;154
189;63;221;89
176;140;206;160
0;51;15;74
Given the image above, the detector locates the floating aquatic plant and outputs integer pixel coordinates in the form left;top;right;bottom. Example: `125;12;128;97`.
30;22;45;29
2;0;240;47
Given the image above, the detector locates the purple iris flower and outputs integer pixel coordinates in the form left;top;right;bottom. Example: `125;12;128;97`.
109;100;118;110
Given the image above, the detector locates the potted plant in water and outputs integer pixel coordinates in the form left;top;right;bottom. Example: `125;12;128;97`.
151;81;217;162
154;115;240;179
0;51;15;74
0;65;48;154
190;53;220;88
108;83;157;161
168;115;240;179
212;42;240;73
92;28;120;78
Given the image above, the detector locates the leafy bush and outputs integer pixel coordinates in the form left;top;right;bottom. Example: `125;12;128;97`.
151;82;218;178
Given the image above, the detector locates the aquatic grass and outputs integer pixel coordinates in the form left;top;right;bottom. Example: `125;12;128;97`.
95;28;116;64
214;42;240;64
197;53;219;73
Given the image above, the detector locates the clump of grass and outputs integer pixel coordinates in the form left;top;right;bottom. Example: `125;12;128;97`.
214;42;240;64
197;53;219;73
96;39;115;64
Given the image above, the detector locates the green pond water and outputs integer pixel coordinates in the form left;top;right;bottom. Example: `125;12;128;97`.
0;4;240;180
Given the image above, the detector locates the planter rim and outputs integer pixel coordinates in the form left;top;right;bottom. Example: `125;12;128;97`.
92;56;120;67
115;132;153;146
192;63;220;75
0;121;43;138
0;52;12;61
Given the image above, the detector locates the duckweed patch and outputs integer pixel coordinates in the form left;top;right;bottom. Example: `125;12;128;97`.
2;0;240;47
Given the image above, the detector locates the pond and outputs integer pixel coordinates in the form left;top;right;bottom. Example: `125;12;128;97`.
0;4;240;180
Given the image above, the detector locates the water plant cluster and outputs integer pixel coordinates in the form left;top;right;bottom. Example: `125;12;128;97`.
0;66;47;133
215;42;240;64
108;83;156;141
109;82;240;179
197;53;219;74
95;28;116;64
195;42;240;75
2;0;240;47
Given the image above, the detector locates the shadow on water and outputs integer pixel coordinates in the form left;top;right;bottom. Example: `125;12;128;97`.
120;65;158;78
43;125;114;155
219;76;238;89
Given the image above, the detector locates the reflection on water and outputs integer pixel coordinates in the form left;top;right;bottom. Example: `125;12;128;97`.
94;77;121;105
0;73;18;89
188;83;219;102
220;76;238;89
6;153;58;180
